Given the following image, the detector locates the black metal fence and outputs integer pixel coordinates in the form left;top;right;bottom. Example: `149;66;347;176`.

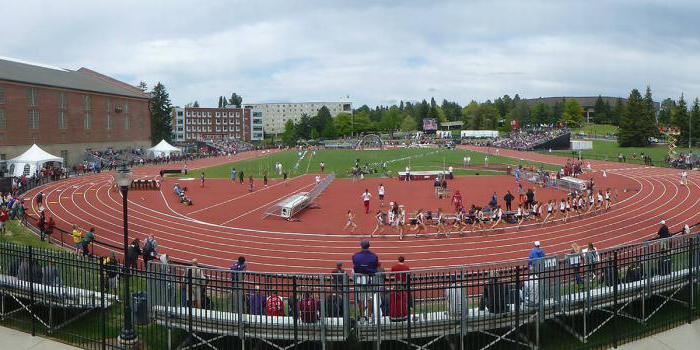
1;231;699;350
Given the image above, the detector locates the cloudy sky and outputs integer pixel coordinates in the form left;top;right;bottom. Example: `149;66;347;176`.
3;0;700;107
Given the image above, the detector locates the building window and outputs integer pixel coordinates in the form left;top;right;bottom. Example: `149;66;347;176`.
106;113;112;130
27;88;38;107
0;87;5;104
0;109;5;129
59;92;67;109
83;95;92;111
106;99;112;130
59;110;67;129
124;101;129;114
29;110;39;129
84;112;91;129
177;111;183;116
124;116;130;130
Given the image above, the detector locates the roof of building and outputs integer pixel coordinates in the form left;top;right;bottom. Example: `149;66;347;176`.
0;57;149;99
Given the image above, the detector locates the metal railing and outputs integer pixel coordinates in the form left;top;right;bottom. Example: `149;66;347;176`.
1;229;698;350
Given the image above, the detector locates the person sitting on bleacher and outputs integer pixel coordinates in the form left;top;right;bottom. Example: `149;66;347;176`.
41;261;62;287
520;274;539;307
480;271;507;314
298;292;320;323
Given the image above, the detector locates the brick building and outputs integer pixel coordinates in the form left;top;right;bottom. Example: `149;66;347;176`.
0;57;151;168
171;107;262;142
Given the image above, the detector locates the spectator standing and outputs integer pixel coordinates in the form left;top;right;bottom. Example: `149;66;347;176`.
238;170;245;184
503;191;514;211
126;239;141;270
45;217;55;241
657;220;670;239
521;274;540;307
103;253;120;301
352;240;379;323
480;271;506;314
81;227;96;256
391;256;410;287
0;207;9;235
143;235;158;265
248;285;267;315
71;225;83;254
528;241;545;268
186;259;207;308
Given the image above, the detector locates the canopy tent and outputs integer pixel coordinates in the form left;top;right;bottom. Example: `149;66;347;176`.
147;140;182;157
7;144;63;177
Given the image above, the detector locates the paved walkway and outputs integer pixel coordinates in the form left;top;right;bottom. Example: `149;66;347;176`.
0;326;79;350
619;321;700;349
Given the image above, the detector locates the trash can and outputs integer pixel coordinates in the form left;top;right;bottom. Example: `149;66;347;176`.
132;292;150;325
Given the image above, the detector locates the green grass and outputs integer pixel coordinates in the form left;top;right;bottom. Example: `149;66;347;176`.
0;220;60;250
548;140;700;165
183;148;560;179
572;123;619;137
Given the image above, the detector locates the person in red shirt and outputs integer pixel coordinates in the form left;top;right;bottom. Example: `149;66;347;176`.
298;292;320;323
391;256;411;285
0;207;9;235
266;290;285;316
451;190;463;212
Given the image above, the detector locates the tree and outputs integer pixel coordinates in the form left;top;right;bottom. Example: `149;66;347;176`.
561;99;585;128
641;86;658;139
672;94;689;146
530;102;551;126
148;82;173;144
334;113;353;136
400;115;417;131
593;96;609;124
551;100;565;125
506;101;530;127
228;93;243;108
618;89;645;147
379;106;402;132
313;106;333;134
692;98;700;147
310;128;320;140
137;81;148;92
461;101;480;129
478;103;500;129
281;120;297;146
296;114;313;140
658;98;676;126
610;99;625;126
353;111;373;133
321;119;337;139
218;96;224;108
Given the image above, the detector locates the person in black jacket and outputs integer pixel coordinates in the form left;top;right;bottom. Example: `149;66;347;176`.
480;271;506;314
126;238;141;270
503;191;515;211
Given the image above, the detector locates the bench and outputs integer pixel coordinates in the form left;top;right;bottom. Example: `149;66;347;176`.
0;274;115;332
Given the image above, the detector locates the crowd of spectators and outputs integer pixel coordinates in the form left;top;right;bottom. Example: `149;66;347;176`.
492;127;570;151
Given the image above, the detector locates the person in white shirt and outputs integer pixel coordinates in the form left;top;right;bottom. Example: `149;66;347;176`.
681;171;688;186
378;184;385;207
405;166;411;181
521;274;540;307
466;156;471;166
491;206;503;229
315;175;321;185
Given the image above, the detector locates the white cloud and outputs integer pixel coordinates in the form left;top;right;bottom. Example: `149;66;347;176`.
2;0;700;107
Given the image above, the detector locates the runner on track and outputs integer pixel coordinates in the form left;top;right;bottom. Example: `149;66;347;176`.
378;184;385;207
361;189;372;214
344;210;357;233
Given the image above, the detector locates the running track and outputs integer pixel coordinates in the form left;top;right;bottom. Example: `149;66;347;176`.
23;147;700;274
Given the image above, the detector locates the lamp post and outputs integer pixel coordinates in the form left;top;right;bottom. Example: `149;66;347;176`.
116;162;137;344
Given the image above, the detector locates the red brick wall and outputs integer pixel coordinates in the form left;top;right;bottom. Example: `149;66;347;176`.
0;81;151;146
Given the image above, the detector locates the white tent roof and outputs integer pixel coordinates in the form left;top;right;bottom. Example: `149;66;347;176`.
148;140;181;152
8;144;63;163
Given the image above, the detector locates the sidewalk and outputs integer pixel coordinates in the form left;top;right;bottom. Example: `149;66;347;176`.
0;326;80;350
619;321;700;349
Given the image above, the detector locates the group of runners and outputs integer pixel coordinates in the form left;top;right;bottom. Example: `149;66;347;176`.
344;176;617;239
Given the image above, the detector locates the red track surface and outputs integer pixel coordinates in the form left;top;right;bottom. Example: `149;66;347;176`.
24;147;700;274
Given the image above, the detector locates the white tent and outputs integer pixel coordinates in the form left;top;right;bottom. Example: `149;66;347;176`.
147;140;182;157
7;144;63;177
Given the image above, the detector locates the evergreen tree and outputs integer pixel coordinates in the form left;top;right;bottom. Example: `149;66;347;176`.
137;81;148;92
551;100;565;125
221;96;227;107
148;82;173;144
671;94;689;146
641;86;658;138
218;96;223;108
610;99;625;126
692;98;700;147
618;89;645;147
313;106;333;134
657;98;676;126
192;101;199;107
593;96;609;124
461;101;480;129
296;114;313;140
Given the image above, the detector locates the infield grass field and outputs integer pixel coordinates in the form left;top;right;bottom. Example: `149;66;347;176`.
185;148;560;179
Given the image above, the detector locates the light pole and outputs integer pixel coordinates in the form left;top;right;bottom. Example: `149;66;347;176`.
116;162;136;345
